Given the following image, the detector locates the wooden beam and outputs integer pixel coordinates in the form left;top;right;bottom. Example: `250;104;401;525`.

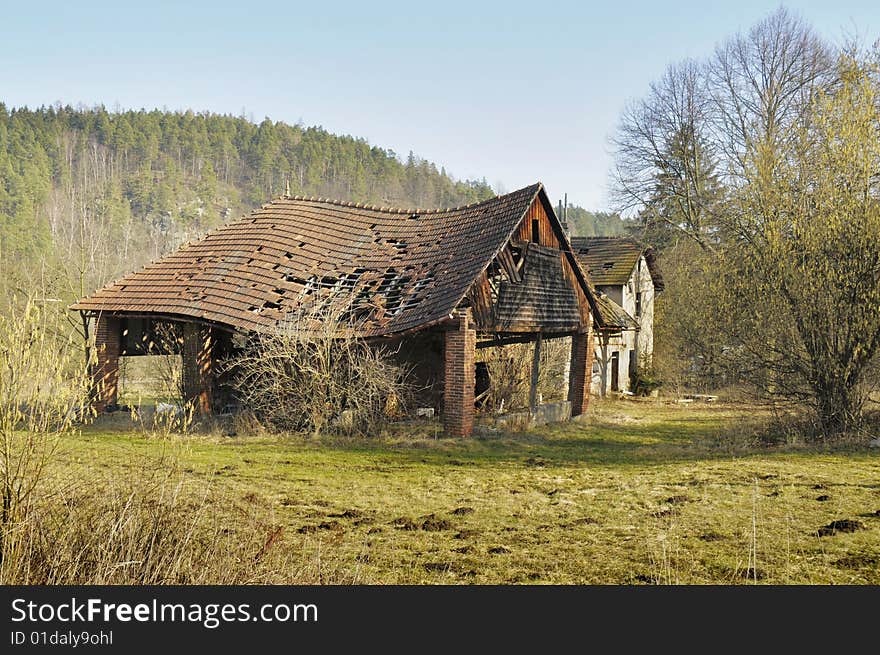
476;332;565;349
529;332;543;413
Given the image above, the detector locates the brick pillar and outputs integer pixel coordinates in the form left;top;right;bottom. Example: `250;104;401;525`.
182;323;214;416
568;328;594;417
443;310;476;437
93;314;121;413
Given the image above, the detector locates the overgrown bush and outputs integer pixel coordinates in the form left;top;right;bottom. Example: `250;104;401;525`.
0;294;91;579
228;303;410;436
630;364;662;397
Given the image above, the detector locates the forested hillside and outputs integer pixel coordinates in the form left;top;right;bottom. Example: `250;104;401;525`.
0;104;494;301
563;205;628;237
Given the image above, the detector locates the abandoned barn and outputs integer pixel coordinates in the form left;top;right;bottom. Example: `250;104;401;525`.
72;183;604;437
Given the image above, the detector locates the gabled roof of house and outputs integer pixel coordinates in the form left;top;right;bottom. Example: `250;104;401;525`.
73;183;591;337
569;236;664;291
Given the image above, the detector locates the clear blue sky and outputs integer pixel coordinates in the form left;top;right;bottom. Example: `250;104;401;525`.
1;1;877;209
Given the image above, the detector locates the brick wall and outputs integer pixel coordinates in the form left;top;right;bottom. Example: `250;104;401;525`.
443;310;476;437
93;314;121;413
568;327;594;416
182;322;214;415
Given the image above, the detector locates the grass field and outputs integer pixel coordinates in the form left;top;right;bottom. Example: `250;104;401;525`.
49;399;880;584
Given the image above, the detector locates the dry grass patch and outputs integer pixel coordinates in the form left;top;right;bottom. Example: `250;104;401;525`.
16;399;880;584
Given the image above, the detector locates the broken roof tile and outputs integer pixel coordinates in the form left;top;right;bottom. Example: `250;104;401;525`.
72;183;546;336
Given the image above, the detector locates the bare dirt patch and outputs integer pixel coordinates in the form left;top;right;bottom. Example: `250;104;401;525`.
390;517;420;531
297;520;343;534
834;552;880;569
420;514;454;531
816;519;865;537
697;532;726;542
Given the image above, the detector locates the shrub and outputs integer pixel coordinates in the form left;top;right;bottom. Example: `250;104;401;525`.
477;337;570;412
227;302;410;436
631;364;663;397
0;295;91;579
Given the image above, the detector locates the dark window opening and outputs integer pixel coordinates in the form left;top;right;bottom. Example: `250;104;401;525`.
635;292;642;318
531;218;540;243
610;351;620;392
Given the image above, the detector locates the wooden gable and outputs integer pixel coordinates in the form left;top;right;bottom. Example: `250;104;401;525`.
463;193;592;333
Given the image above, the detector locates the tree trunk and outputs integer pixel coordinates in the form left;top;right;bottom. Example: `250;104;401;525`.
813;376;859;436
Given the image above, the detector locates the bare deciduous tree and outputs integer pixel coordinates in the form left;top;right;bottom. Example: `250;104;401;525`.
708;7;833;178
614;8;880;436
612;59;724;250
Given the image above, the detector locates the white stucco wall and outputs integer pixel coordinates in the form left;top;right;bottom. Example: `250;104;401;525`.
592;332;633;394
591;255;655;395
633;256;655;365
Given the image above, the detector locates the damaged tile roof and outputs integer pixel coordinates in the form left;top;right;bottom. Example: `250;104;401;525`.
593;293;638;331
72;183;547;337
569;236;664;290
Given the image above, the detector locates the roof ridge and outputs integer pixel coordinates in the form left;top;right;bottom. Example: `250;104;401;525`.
276;182;542;216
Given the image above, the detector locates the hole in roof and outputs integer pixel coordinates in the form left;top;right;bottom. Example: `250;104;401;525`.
408;213;419;220
603;262;614;269
261;300;281;311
